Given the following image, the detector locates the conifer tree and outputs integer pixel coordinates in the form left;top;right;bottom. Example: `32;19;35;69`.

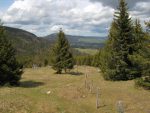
0;22;23;86
131;19;150;78
141;21;150;78
134;20;150;89
52;29;74;74
100;0;143;80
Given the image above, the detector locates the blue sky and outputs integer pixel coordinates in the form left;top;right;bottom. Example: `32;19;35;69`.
0;0;150;36
0;0;13;11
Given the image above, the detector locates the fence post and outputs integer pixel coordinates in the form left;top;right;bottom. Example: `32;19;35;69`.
90;80;93;93
96;87;100;109
85;74;88;88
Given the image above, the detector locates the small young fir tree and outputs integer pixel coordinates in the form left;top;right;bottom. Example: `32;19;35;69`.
52;29;74;74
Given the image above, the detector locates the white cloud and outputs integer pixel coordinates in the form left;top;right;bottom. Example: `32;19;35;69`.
134;1;150;12
130;1;150;26
2;0;114;36
1;0;149;36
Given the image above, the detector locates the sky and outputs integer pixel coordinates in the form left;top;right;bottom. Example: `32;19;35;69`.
0;0;150;37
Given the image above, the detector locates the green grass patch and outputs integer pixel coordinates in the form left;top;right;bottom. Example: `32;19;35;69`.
0;66;150;113
78;38;105;44
75;48;98;55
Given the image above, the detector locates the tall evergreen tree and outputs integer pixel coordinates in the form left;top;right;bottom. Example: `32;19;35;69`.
142;21;150;77
100;0;143;80
134;20;150;89
52;29;74;74
131;19;150;80
0;22;23;86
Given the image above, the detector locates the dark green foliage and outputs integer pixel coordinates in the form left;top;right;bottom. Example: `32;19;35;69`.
3;26;52;67
75;50;101;67
75;55;94;66
92;50;101;67
52;29;74;74
135;21;150;89
4;26;51;56
99;0;144;81
0;23;23;86
135;78;150;90
131;20;148;75
44;59;49;66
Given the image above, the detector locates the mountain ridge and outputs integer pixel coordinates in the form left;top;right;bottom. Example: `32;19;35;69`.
3;26;51;56
43;33;106;48
3;26;106;54
2;26;103;66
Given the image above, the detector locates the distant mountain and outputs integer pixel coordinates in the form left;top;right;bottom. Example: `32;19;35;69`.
4;27;106;56
4;26;51;56
43;33;107;49
1;26;107;67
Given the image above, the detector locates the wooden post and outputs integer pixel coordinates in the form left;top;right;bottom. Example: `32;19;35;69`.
76;65;78;73
90;80;93;93
85;74;87;88
96;87;100;109
85;66;87;74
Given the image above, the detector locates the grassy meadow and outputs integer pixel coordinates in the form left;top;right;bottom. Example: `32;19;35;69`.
78;38;105;44
0;66;150;113
75;48;98;55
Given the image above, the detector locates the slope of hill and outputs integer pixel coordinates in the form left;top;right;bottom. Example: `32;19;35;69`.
4;26;106;56
2;26;90;67
4;26;51;56
43;33;106;49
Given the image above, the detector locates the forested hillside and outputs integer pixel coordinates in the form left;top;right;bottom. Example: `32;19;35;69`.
2;26;95;67
4;26;51;56
43;33;106;49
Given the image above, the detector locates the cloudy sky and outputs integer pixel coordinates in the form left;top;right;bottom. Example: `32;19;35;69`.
0;0;150;37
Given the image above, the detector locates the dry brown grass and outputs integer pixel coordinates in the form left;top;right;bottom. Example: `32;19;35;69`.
0;66;150;113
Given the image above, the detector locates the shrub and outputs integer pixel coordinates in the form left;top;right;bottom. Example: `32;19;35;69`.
135;77;150;90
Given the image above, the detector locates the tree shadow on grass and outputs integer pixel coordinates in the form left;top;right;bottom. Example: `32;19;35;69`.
68;72;84;76
20;81;45;88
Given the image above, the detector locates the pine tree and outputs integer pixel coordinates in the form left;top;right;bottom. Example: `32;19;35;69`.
132;20;150;75
134;20;150;89
100;0;143;80
52;29;74;74
127;19;146;78
141;21;150;79
0;22;23;86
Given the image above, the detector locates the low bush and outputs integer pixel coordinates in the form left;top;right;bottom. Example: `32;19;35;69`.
135;77;150;90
